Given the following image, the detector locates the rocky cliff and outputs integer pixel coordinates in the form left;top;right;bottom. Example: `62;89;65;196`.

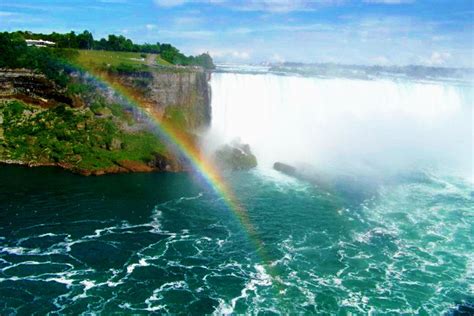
0;66;212;175
0;69;76;107
108;68;211;131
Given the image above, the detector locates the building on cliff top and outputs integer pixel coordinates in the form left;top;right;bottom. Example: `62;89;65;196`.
25;39;56;47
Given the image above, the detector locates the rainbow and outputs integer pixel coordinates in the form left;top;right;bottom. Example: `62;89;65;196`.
79;68;260;241
72;63;281;292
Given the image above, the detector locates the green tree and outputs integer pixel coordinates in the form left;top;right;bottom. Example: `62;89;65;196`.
0;32;28;68
77;30;94;49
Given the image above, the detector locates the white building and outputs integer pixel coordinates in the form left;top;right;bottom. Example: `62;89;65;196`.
25;39;56;47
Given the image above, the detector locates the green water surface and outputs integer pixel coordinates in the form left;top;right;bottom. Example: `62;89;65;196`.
0;165;472;314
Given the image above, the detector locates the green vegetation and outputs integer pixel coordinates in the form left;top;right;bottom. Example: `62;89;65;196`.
0;32;77;86
76;50;170;67
74;50;171;73
75;50;148;73
1;30;214;84
0;30;212;174
76;50;146;67
163;106;188;131
0;100;166;172
14;30;215;69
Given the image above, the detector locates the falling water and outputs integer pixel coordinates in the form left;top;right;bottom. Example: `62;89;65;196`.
207;71;473;179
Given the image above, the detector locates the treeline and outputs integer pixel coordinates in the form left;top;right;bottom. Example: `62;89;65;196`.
0;32;76;86
16;30;215;69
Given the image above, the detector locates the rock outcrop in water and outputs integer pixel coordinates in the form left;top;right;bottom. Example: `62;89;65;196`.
273;162;297;177
214;142;257;171
273;162;318;183
273;161;380;204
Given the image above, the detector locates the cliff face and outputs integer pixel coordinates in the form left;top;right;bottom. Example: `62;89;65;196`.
0;67;212;131
0;69;75;107
0;67;212;175
113;68;211;130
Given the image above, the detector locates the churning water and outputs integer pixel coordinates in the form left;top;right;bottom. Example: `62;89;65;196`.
0;67;473;314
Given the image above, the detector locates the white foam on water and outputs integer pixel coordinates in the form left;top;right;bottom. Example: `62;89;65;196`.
213;263;272;315
126;258;150;274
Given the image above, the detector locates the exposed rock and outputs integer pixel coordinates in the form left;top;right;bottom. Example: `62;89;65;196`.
92;106;112;117
273;162;297;176
0;65;212;176
147;153;176;171
215;142;257;171
25;136;36;145
115;160;153;173
112;68;211;130
70;94;85;108
273;162;316;183
107;138;122;151
76;122;85;130
0;68;73;107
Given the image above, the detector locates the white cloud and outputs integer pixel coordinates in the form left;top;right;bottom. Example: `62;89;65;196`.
231;51;250;59
232;0;345;12
98;0;128;3
0;11;15;16
422;51;451;66
229;0;315;13
173;16;203;25
157;30;214;39
0;11;45;24
205;48;251;60
270;53;285;63
153;0;341;12
231;27;254;34
373;56;390;65
153;0;187;7
363;0;414;4
146;24;157;30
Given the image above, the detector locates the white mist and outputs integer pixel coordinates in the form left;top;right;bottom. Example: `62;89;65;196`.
206;72;473;179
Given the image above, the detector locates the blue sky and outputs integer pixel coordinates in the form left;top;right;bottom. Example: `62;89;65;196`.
1;0;473;66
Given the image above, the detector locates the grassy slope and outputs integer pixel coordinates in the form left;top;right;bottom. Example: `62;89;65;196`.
75;50;171;69
0;49;194;174
0;100;166;173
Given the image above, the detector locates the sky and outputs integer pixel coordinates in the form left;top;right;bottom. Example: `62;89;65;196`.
1;0;473;67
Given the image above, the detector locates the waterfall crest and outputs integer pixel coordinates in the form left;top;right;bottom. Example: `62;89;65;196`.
207;72;473;178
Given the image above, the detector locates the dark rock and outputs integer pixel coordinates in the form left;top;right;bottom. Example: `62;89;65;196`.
0;68;73;107
115;160;153;172
92;106;112;117
215;143;257;171
273;162;297;176
107;137;122;151
148;153;175;171
447;302;474;315
273;162;319;185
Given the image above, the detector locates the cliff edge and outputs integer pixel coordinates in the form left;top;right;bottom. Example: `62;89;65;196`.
0;66;211;175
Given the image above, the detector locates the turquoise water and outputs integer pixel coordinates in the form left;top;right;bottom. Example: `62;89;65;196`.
0;165;472;314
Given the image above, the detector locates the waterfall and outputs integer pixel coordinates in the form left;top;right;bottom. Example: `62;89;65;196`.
207;72;473;178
